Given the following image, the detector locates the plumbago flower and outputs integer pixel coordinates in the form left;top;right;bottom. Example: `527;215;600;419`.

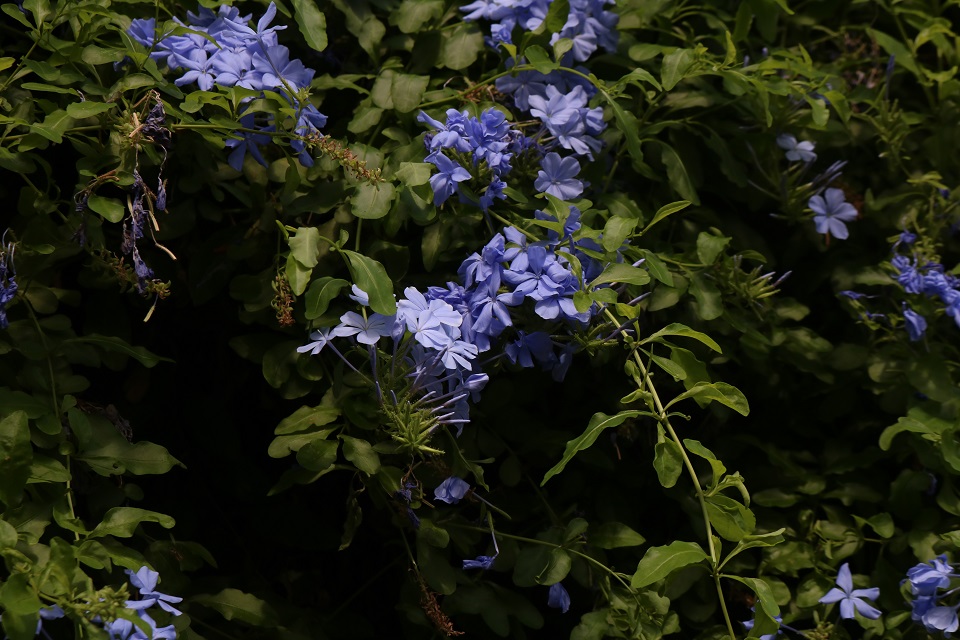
818;563;881;620
777;133;817;163
905;555;960;636
809;188;858;240
0;232;18;329
127;3;326;170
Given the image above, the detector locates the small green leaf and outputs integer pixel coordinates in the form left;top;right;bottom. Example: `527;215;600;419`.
193;589;279;628
296;439;339;471
340;250;396;315
66;102;113;118
88;507;175;539
292;0;327;52
542;411;650;485
285;254;312;297
87;195;126;223
642;200;690;233
705;495;755;541
631;541;708;588
720;529;786;570
289;227;322;268
661;48;696;90
683;439;727;484
62;334;172;368
696;232;731;265
304;277;349;320
601;216;637;252
665;382;749;415
275;404;340;435
390;74;429;113
340;435;380;475
641;323;721;353
725;576;780;636
659;143;700;204
653;426;683;488
589;263;651;288
590;522;646;549
0;412;32;507
525;45;558;74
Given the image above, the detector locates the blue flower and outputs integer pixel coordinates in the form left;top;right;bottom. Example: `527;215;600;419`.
907;555;957;596
463;555;497;570
776;134;817;162
818;563;881;620
742;610;783;639
535;152;583;200
809;188;858;240
547;582;570;613
297;327;347;355
922;605;960;636
336;311;395;345
903;306;927;341
426;153;472;206
434;476;471;504
0;236;18;330
126;566;184;616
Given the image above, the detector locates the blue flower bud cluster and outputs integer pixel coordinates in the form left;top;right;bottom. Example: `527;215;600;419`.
128;3;326;170
0;232;18;329
299;214;617;434
892;251;960;337
905;555;960;636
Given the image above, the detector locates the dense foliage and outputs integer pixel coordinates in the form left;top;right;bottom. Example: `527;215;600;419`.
1;0;960;638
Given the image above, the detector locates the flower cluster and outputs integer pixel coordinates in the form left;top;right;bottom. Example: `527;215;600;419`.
102;567;183;640
128;3;326;170
892;247;960;339
461;0;618;63
0;232;17;329
905;555;960;636
417;107;525;211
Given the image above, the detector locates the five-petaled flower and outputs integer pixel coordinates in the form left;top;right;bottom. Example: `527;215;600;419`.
777;134;817;162
818;563;881;620
809;188;858;240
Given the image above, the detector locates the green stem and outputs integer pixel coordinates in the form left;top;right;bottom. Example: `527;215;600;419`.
602;307;737;640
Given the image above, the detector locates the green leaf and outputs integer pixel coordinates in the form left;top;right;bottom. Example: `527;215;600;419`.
653;425;683;488
62;334;172;368
440;23;484;70
725;576;780;636
868;28;921;78
296;439;339;471
640;250;673;286
88;507;175;538
285;254;312;297
631;541;708;588
525;45;558;74
390;74;429;113
665;382;750;416
276;404;340;435
416;519;450;548
289;227;322;268
303;277;349;320
641;323;721;353
659;143;700;204
193;589;279;627
590;522;646;549
601;216;636;252
0;412;31;507
0;517;18;548
589;263;651;288
542;411;649;485
696;232;731;265
720;529;786;570
292;0;327;52
661;48;696;90
514;545;571;587
340;250;396;315
340;435;380;475
604;93;645;172
683;439;727;484
27;455;69;484
395;162;433;187
29;110;74;143
350;182;396;219
70;409;184;476
642;200;690;233
391;0;444;33
704;494;755;541
87;195;126;223
66;101;113;118
0;573;40;640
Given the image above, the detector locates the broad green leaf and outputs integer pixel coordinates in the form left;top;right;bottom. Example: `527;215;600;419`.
589;263;650;288
542;411;649;485
631;541;708;588
416;519;449;548
391;0;443;33
88;507;175;538
0;518;17;548
285;254;312;297
640;250;673;286
590;522;646;549
350;182;396;219
193;589;279;627
725;576;780;637
868;28;921;78
296;439;339;471
805;95;828;128
340;250;396;315
418;538;456;594
289;226;322;268
705;494;755;541
525;45;558;74
395;162;433;187
650;354;686;380
0;412;31;507
440;23;483;70
642;200;690;233
696;232;731;265
87;195;126;223
690;274;723;321
292;0;327;52
27;455;69;483
30;110;74;143
340;435;380;475
514;545;571;587
665;382;750;416
653;425;683;488
62;334;172;368
661;48;696;90
276;404;340;435
268;428;336;458
303;277;349;320
70;409;184;476
391;74;429;113
601;216;636;252
641;323;721;353
0;573;40;640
